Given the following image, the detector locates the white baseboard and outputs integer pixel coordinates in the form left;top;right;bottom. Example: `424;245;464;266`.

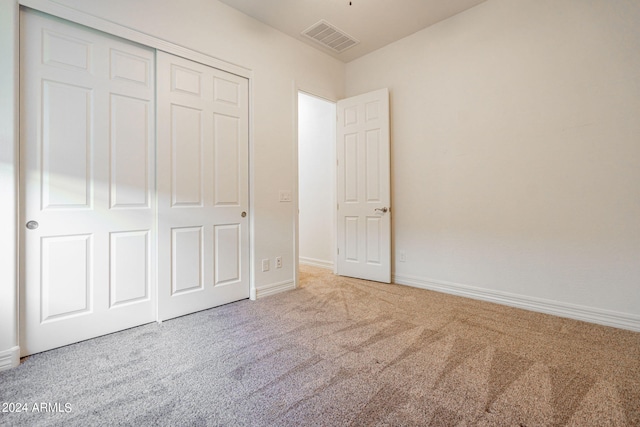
393;273;640;332
299;257;334;270
255;280;296;299
0;346;20;371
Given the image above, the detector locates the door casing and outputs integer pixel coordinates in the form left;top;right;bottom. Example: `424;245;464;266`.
295;87;391;284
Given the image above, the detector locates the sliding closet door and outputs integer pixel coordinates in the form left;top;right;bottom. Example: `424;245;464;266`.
20;10;156;355
157;52;250;321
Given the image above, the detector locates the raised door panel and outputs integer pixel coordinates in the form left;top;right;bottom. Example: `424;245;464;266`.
42;29;92;72
365;130;381;203
366;217;381;265
365;100;380;122
171;227;204;295
42;81;92;210
110;94;150;208
171;105;203;207
213;114;240;206
214;224;241;286
109;231;149;307
41;234;92;322
344;133;359;203
110;49;150;87
213;77;239;106
171;64;202;97
345;217;359;262
344;105;358;127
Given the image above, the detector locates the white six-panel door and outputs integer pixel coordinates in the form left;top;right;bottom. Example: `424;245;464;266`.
156;52;250;321
336;88;391;283
20;11;156;355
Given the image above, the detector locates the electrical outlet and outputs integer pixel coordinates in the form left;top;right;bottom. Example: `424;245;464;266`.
275;256;282;269
262;259;270;272
279;190;291;202
399;251;406;262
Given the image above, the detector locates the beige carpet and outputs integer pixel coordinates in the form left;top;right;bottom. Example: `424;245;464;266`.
1;265;638;426
294;265;640;426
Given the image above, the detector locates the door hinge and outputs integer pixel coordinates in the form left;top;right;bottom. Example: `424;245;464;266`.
337;248;340;255
337;203;339;210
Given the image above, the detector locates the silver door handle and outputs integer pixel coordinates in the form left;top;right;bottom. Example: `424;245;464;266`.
374;207;388;213
26;220;39;230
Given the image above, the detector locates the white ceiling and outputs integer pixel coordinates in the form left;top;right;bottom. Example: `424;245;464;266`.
217;0;488;62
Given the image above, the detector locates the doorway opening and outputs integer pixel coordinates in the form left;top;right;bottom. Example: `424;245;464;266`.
296;91;337;278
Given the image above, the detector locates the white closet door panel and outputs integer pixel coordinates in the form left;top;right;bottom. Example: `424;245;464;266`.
20;10;156;356
157;51;249;321
171;226;205;295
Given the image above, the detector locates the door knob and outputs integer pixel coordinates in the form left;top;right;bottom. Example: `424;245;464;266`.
241;211;247;218
26;220;39;230
374;207;388;213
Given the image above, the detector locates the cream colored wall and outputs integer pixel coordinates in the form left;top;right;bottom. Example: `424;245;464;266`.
298;92;336;269
346;0;640;326
0;0;344;363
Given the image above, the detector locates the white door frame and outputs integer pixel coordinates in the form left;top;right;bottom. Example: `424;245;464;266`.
295;86;392;285
293;83;339;287
0;0;255;368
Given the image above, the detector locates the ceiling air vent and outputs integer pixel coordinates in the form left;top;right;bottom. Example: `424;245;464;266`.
301;20;359;53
